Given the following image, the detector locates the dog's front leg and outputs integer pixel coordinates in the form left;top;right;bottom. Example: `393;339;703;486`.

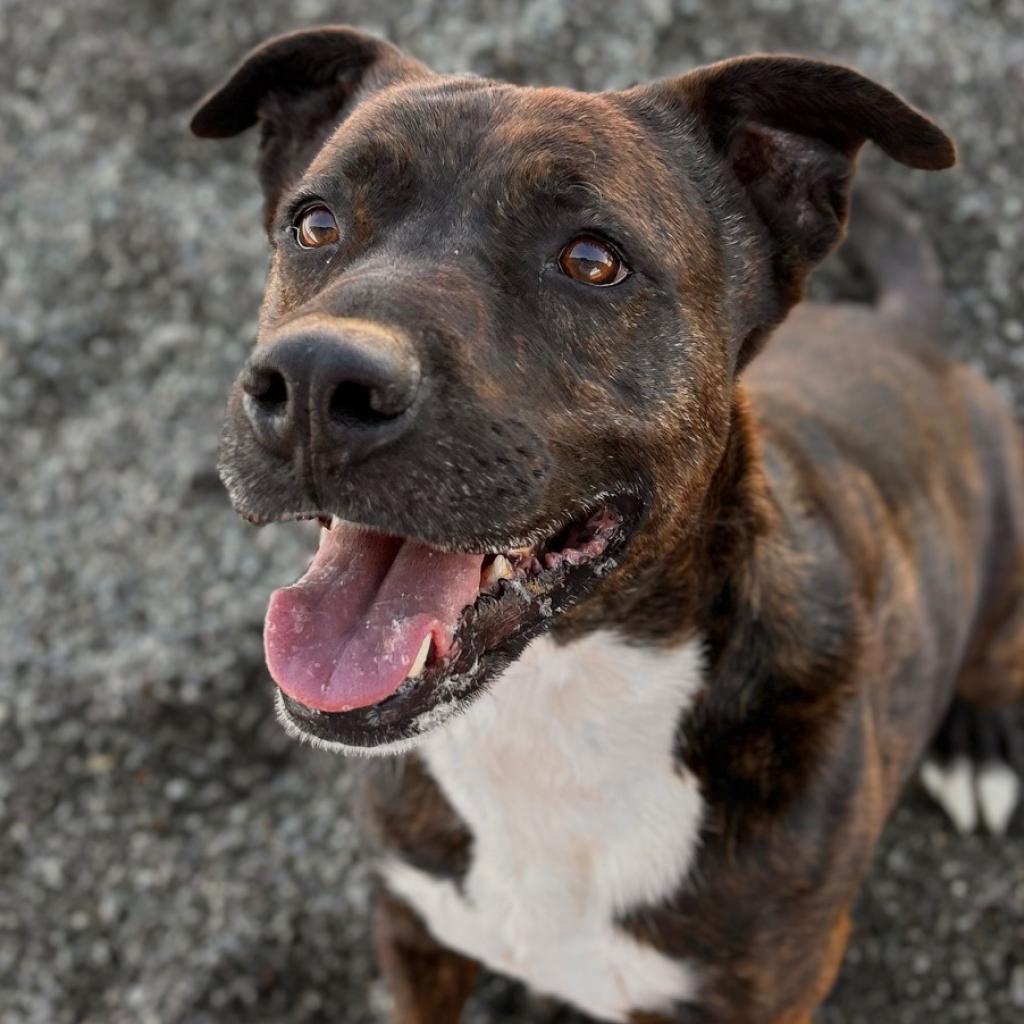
373;885;480;1023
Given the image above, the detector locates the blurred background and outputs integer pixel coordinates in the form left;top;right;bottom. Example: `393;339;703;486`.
2;1;1022;1022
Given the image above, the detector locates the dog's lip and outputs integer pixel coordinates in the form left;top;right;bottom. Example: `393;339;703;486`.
266;492;644;746
236;502;618;558
244;493;634;568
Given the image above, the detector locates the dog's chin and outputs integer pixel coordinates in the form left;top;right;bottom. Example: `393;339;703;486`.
256;494;643;752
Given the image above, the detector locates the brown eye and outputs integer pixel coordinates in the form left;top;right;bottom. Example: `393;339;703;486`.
557;236;628;286
295;205;340;249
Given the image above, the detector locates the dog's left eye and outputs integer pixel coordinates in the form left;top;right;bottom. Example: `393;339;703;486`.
294;205;340;249
557;236;629;287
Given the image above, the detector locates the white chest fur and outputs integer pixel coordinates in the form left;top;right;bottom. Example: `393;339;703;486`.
382;631;706;1023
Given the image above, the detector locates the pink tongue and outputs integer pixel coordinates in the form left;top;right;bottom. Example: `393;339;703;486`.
265;523;484;712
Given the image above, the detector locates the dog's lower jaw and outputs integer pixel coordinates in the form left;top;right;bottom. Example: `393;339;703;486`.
265;496;646;749
274;691;431;758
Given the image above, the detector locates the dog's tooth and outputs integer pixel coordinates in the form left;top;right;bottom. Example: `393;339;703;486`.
481;554;514;589
407;635;432;679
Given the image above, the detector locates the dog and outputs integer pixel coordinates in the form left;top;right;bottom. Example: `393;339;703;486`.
191;26;1024;1023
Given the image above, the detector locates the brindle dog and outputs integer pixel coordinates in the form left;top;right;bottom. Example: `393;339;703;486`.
192;27;1024;1023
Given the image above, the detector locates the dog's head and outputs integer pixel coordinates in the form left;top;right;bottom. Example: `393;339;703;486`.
192;26;953;751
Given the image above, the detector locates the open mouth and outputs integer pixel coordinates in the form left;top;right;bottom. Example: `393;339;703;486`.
258;496;641;748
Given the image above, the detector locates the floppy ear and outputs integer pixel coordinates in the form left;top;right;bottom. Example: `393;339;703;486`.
632;57;955;365
190;26;430;227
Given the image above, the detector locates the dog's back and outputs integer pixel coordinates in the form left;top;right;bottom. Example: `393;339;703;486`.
748;187;1024;814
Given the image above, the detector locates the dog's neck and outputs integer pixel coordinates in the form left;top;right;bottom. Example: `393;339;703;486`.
671;386;778;636
678;389;861;831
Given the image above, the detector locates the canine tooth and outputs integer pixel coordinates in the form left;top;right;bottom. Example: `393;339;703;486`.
481;555;514;589
407;635;432;679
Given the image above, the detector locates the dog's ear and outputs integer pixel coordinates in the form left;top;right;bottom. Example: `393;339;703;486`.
190;26;430;227
631;57;955;365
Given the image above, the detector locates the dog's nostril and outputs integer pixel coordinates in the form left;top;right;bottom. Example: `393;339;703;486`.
328;381;397;426
240;330;419;457
244;368;288;412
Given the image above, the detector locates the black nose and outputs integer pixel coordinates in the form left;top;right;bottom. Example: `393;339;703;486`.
240;324;421;462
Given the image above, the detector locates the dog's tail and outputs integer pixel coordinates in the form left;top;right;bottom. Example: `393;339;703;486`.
842;182;945;337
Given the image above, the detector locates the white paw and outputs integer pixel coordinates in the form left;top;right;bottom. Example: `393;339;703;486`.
976;763;1021;835
920;757;1020;835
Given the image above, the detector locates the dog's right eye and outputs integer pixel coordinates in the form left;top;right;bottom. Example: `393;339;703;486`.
294;205;340;249
557;236;629;287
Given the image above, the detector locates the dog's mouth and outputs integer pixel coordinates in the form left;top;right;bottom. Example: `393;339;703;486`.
258;495;640;748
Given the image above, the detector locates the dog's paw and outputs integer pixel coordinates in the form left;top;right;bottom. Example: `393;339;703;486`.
920;699;1022;835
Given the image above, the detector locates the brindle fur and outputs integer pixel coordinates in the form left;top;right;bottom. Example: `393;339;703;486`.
192;26;1024;1023
372;885;481;1024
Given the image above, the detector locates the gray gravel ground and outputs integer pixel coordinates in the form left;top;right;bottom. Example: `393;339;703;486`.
2;1;1023;1022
